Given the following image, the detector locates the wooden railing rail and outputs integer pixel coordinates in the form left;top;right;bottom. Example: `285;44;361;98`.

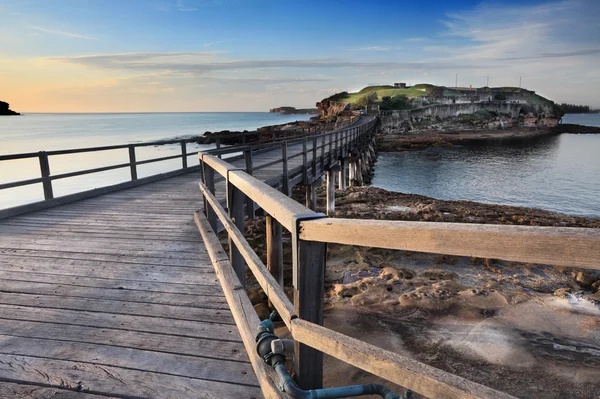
299;218;600;270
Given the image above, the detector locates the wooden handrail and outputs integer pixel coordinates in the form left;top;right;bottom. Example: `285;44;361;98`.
299;218;600;269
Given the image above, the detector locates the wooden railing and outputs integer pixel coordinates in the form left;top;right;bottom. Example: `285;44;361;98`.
196;119;600;398
0;122;337;219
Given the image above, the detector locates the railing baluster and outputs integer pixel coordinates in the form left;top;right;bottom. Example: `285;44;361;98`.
38;151;54;200
312;136;317;178
302;138;308;184
244;149;255;219
128;145;138;181
203;165;217;230
229;183;246;285
281;142;289;195
181;140;187;168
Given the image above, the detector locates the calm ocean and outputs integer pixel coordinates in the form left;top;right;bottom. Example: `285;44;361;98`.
371;114;600;218
0;112;315;209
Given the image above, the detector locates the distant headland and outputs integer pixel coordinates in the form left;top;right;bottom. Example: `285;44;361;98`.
269;106;318;115
0;101;20;115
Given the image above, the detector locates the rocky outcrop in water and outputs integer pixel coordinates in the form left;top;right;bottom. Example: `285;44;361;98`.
0;101;20;115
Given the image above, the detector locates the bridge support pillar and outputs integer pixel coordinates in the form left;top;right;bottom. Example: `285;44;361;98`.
326;167;337;216
348;159;355;187
305;183;317;211
357;158;364;185
338;159;346;191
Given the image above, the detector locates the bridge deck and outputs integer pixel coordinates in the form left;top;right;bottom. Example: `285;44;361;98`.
0;172;263;398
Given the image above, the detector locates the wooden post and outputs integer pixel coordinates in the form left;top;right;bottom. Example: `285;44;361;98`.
305;183;317;211
320;135;325;171
180;141;187;168
357;158;364;185
244;150;255;219
302;138;308;184
38;152;54;200
203;166;217;231
326;167;336;216
282;143;289;196
266;215;284;292
228;183;246;286
348;159;355;187
328;134;333;166
312;136;317;178
294;239;327;390
128;145;137;181
338;159;346;191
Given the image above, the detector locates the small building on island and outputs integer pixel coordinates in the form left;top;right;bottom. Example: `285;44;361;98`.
393;82;407;88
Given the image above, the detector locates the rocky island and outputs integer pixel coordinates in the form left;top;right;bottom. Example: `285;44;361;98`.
269;106;319;115
0;101;20;115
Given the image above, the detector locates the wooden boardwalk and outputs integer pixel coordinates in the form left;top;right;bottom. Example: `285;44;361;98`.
0;172;263;398
0;118;375;398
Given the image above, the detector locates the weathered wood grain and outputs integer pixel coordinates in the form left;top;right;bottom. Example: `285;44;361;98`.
300;218;600;269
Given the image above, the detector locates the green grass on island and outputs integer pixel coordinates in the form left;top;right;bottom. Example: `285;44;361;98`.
325;84;555;111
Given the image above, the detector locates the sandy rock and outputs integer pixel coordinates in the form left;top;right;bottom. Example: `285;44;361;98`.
575;271;596;287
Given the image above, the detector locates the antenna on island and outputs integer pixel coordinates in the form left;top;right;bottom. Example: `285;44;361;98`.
519;76;522;88
486;76;489;87
455;73;458;88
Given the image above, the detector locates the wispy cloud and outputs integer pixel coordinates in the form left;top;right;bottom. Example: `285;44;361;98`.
49;51;478;74
176;0;198;11
404;37;426;42
30;25;96;40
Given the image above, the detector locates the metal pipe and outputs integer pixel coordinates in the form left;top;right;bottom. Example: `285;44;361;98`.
256;313;409;399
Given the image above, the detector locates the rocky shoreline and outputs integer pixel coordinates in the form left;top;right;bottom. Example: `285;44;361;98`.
235;174;600;398
377;124;600;152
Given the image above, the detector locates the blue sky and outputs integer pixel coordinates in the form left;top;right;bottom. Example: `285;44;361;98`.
1;0;599;112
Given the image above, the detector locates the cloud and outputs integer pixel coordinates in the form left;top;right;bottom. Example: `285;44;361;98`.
404;37;426;42
49;52;478;75
497;48;600;61
30;25;96;40
176;0;198;11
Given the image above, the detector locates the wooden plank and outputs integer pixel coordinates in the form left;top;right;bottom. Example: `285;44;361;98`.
0;280;228;308
0;263;216;285
291;318;514;399
0;353;259;398
0;244;207;261
194;211;283;399
0;270;222;295
0;237;204;253
0;304;241;342
0;249;208;268
0;381;120;399
0;318;249;362
0;292;234;324
300;218;600;269
0;165;201;220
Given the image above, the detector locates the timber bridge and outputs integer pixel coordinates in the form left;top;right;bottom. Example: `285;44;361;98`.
0;115;599;398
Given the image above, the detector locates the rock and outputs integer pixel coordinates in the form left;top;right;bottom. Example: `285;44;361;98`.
0;101;20;115
574;271;596;287
253;303;271;320
554;287;572;299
